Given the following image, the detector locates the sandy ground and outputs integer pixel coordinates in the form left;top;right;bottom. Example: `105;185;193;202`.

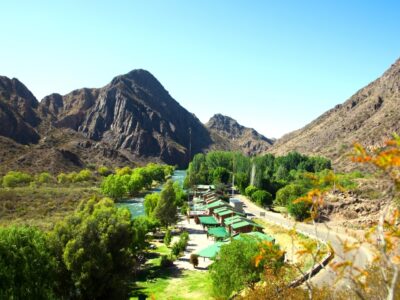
172;217;215;270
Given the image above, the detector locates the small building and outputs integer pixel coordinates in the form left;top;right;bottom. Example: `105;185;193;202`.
205;200;229;214
207;226;230;240
231;220;264;234
198;215;220;228
229;198;244;213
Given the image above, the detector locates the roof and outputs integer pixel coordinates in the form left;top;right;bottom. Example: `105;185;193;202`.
193;198;204;203
208;227;229;238
198;216;219;226
213;206;231;214
205;200;226;209
232;232;275;243
218;210;236;217
224;216;244;225
196;241;226;259
231;220;263;229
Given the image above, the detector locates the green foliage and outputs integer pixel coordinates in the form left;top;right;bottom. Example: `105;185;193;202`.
287;201;311;221
126;172;145;196
159;255;174;268
210;236;269;299
154;180;178;227
132;216;155;251
235;172;249;194
180;202;189;215
251;190;273;207
75;169;92;182
2;171;33;187
274;184;307;206
101;174;126;200
97;166;111;176
164;229;172;247
171;242;181;257
144;193;160;217
173;181;186;207
212;166;230;184
37;172;53;184
0;226;56;299
57;173;68;184
115;166;132;176
50;197;135;299
245;185;258;197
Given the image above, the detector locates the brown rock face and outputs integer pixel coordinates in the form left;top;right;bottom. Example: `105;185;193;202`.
0;77;40;144
206;114;274;156
39;70;213;167
270;57;400;170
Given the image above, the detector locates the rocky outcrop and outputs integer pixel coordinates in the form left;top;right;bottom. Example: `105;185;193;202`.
39;70;213;167
0;76;40;144
270;58;400;170
206;114;274;155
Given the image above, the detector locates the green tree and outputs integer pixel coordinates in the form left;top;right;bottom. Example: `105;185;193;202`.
153;180;178;227
210;236;273;299
0;226;56;299
287;200;311;221
50;197;135;299
274;183;307;207
101;175;126;200
212;166;230;184
126;172;145;196
144;193;160;217
245;185;258;197
251;190;273;207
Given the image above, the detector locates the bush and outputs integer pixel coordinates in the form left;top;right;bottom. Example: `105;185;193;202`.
164;229;172;247
115;167;132;176
159;255;173;268
2;171;33;187
57;173;69;184
245;185;258;197
274;184;307;206
190;254;199;268
287;201;311;221
251;190;273;207
98;166;111;176
37;172;53;184
171;242;181;257
75;169;92;182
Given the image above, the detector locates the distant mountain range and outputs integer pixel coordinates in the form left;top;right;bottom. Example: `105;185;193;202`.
0;70;272;174
1;57;399;174
269;58;400;170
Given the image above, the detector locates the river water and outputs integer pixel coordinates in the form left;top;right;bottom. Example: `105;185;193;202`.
116;170;186;219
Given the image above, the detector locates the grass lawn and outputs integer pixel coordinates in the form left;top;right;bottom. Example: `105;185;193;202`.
132;242;214;300
132;270;213;300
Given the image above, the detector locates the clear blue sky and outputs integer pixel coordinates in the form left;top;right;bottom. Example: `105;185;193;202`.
1;1;399;138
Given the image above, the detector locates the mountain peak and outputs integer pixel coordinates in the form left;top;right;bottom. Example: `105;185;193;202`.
206;113;273;155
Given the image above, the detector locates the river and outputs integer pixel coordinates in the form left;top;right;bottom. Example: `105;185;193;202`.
116;170;186;219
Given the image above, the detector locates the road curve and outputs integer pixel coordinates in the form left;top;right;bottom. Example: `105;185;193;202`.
237;195;374;286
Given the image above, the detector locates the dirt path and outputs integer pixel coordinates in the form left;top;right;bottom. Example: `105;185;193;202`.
172;217;215;271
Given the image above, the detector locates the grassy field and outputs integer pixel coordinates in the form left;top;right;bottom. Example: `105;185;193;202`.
132;243;214;300
0;183;102;230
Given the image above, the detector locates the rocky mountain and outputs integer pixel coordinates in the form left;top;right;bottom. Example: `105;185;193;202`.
206;114;274;155
0;69;267;174
0;76;41;144
270;57;400;170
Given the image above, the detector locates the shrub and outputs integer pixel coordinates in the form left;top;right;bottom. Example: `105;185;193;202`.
98;166;111;176
171;242;181;257
251;190;273;207
287;201;311;221
115;166;132;176
2;171;33;187
75;169;92;182
37;172;53;184
274;184;307;207
57;173;69;184
159;255;173;268
190;254;199;268
245;185;258;197
164;229;172;247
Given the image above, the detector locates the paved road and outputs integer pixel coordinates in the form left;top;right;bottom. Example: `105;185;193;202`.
237;195;373;286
